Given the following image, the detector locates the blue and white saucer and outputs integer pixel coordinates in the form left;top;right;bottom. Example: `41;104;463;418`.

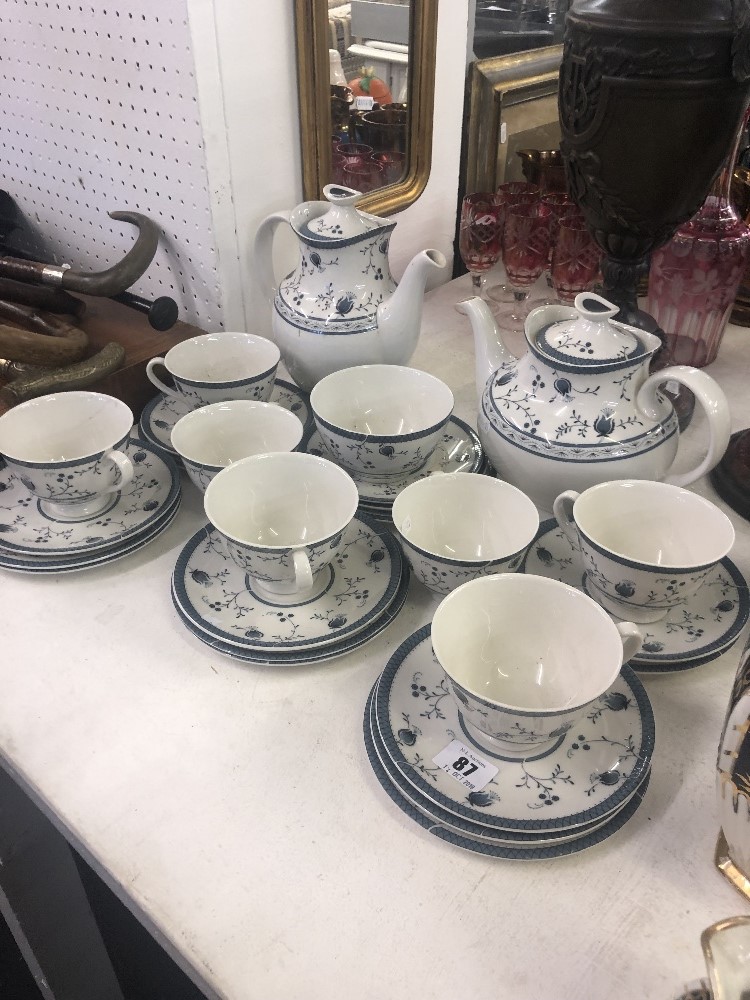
366;684;650;847
304;416;485;510
365;685;651;858
172;513;404;651
371;625;654;833
0;498;181;574
140;379;313;456
524;519;750;672
171;564;410;665
0;437;181;557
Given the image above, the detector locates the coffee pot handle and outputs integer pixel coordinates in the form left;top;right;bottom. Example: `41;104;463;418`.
253;211;291;310
636;365;731;486
552;490;581;549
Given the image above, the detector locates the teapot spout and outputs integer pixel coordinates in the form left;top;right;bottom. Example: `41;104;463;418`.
455;296;518;401
376;249;447;363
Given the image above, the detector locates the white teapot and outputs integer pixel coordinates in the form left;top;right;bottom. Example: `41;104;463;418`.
457;292;731;511
254;185;446;391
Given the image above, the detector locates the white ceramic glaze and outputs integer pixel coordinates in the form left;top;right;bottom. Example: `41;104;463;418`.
310;364;454;477
203;452;358;599
391;473;538;594
431;574;642;754
146;332;280;407
554;480;735;624
140;380;313;457
457;291;732;511
171;400;304;493
0;391;134;519
253;185;447;391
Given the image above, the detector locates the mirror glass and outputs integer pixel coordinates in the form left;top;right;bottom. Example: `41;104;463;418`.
296;0;437;215
472;1;569;62
330;0;411;194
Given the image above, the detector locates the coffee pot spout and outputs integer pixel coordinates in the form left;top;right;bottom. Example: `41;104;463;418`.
455;296;518;401
376;249;447;362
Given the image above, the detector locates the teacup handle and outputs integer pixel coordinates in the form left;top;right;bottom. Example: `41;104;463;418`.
552;490;581;548
616;621;643;663
146;357;180;398
291;549;313;592
636;365;731;487
101;449;134;494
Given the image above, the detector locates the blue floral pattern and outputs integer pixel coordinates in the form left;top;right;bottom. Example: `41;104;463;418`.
398;538;525;595
276;233;393;335
304;417;484;504
175;372;276;410
3;446;128;510
524;519;750;672
582;545;715;615
374;626;654;828
0;439;180;555
314;421;438;478
481;378;678;463
173;515;403;649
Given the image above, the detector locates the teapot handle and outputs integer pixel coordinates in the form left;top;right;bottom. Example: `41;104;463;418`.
253;211;291;310
636;365;731;487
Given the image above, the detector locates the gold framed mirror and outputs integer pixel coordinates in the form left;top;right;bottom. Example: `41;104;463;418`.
294;0;438;215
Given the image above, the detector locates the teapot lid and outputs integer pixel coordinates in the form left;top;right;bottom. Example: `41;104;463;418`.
535;292;646;365
302;185;388;243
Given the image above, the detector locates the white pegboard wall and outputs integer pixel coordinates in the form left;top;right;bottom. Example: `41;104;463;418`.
0;0;226;330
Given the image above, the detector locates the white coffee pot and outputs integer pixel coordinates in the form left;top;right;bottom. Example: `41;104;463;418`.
254;185;446;391
457;292;731;511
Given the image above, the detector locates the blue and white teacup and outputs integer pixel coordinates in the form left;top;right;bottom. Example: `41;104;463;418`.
392;473;539;595
0;391;134;520
171;400;304;493
431;574;642;756
553;480;735;624
147;332;280;408
310;364;454;478
204;452;359;600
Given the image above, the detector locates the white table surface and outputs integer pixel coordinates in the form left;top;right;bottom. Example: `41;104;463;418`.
3;275;750;1000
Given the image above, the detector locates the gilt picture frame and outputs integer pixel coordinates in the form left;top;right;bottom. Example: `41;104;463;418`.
464;45;563;195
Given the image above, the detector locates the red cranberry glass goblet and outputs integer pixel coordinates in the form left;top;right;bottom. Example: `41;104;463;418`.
551;218;602;303
458;192;503;297
498;203;551;330
372;150;406;186
342;160;383;193
335;142;374;168
487;182;540;308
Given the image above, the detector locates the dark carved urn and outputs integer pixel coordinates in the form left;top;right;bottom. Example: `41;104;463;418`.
559;0;750;327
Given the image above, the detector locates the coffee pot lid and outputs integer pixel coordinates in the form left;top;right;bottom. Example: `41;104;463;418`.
535;292;645;365
304;184;387;242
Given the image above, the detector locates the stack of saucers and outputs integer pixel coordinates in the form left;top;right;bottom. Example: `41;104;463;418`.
0;436;181;574
171;511;410;665
304;415;488;523
365;624;654;859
